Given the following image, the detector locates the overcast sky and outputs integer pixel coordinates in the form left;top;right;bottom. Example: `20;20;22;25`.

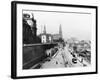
23;10;92;41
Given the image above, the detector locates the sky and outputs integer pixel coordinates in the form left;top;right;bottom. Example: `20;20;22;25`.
23;10;92;41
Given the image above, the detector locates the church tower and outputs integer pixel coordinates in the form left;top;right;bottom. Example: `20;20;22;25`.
41;25;47;43
59;24;62;38
43;25;46;34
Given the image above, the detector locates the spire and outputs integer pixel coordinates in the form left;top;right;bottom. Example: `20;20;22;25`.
43;25;46;34
59;24;62;38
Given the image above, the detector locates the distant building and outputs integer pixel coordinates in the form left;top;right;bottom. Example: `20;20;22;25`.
53;34;61;40
41;34;52;43
39;25;53;43
39;24;63;43
52;24;63;42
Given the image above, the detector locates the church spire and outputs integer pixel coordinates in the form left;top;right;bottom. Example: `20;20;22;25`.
43;25;46;34
59;24;62;38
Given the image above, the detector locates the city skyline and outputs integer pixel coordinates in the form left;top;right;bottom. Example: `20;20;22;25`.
23;10;92;41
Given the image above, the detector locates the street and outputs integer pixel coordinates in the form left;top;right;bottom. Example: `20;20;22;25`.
31;44;90;69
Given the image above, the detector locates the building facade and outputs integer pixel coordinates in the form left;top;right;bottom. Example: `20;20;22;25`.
39;24;63;44
23;13;41;44
52;24;63;42
39;26;53;43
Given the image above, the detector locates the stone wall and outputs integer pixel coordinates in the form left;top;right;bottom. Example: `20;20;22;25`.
23;43;57;69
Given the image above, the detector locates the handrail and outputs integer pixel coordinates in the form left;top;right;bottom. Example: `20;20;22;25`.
23;43;58;47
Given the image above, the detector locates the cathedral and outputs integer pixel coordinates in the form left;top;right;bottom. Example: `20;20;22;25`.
39;25;53;43
23;13;63;44
39;24;63;44
53;24;63;42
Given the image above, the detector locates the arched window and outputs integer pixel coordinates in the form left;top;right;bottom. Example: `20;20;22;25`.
41;35;46;43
